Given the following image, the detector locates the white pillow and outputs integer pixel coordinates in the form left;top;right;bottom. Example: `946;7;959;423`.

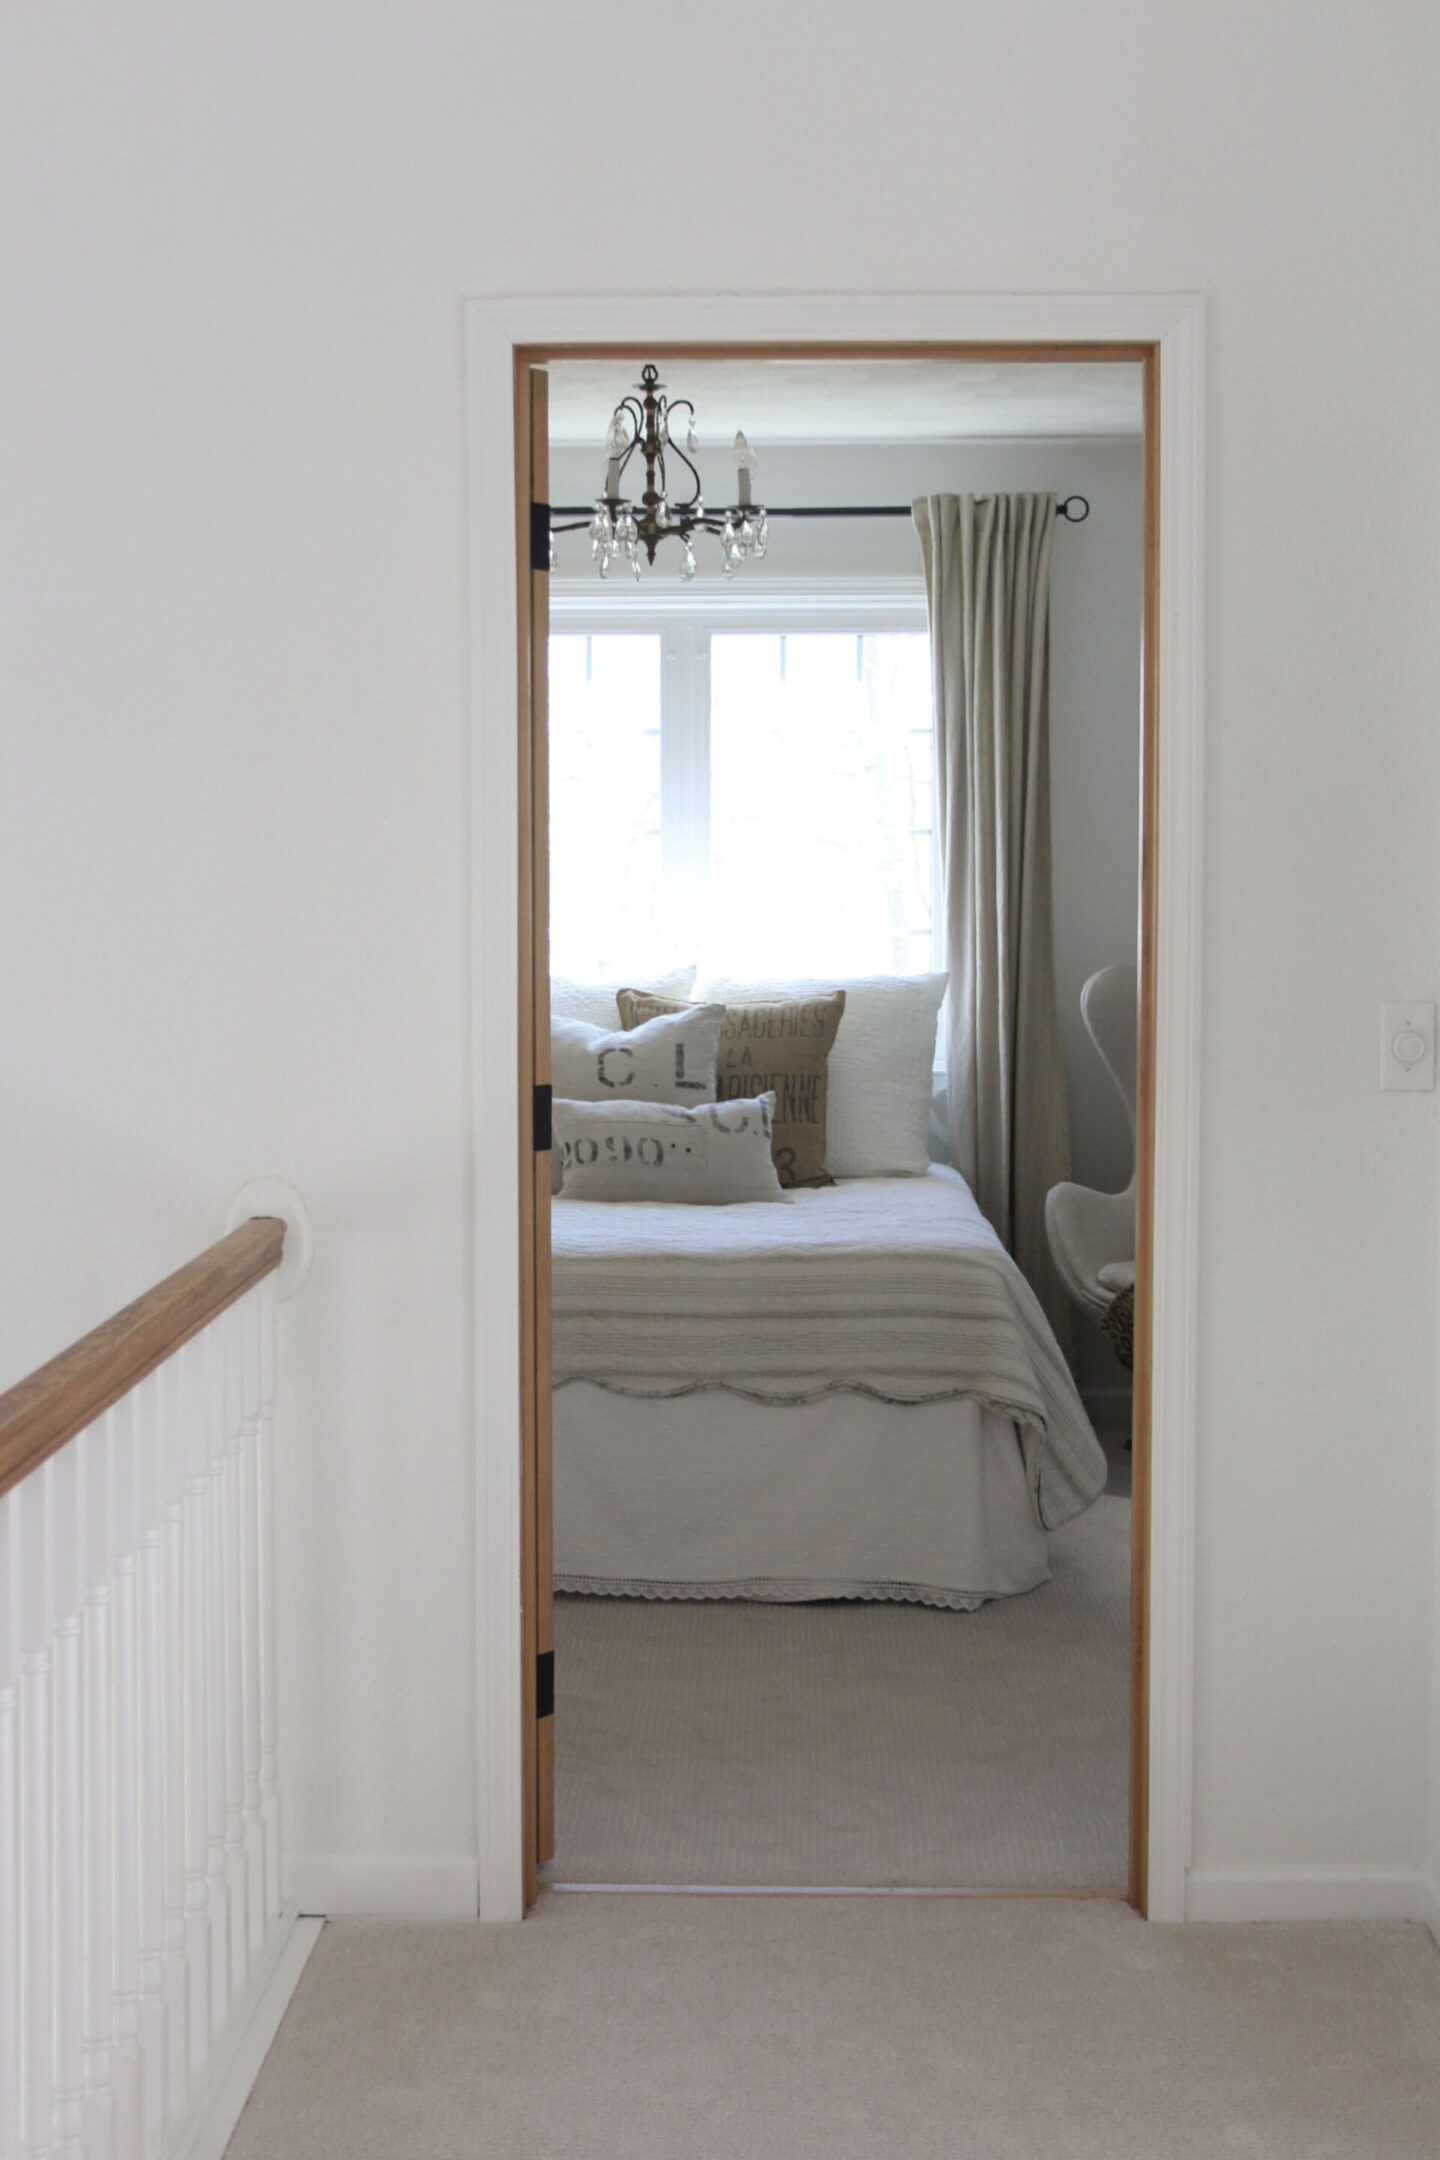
550;966;696;1030
554;1094;785;1205
693;972;947;1179
551;1006;724;1106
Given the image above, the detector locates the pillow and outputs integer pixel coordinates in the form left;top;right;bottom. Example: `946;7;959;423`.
692;972;948;1179
550;966;696;1029
549;1005;725;1195
617;988;846;1190
553;1093;785;1205
551;1005;725;1105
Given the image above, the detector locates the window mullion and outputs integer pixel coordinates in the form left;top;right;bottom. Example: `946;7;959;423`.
660;624;711;961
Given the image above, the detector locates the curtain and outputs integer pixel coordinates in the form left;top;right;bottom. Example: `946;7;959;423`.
913;492;1072;1349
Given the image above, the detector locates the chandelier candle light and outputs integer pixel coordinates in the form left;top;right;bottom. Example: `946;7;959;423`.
585;364;768;580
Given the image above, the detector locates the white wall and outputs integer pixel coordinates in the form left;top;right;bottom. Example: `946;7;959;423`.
3;3;1438;1913
554;431;1144;1406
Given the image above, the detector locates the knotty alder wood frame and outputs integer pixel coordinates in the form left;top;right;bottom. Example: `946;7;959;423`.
504;324;1185;1919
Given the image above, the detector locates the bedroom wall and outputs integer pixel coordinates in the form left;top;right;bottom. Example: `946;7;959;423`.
3;3;1438;1917
552;432;1144;1409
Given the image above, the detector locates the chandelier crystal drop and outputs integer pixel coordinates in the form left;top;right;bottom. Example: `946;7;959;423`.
587;364;768;581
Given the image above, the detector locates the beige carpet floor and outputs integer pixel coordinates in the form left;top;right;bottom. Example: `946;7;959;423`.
225;1899;1440;2160
549;1493;1130;1889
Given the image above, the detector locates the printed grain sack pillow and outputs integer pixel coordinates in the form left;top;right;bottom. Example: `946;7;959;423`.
553;1093;784;1204
617;988;846;1188
694;972;946;1178
548;1003;725;1194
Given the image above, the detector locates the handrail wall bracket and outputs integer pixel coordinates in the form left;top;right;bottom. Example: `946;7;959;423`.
226;1178;314;1301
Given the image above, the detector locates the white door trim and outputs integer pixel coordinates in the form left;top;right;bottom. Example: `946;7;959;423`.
465;292;1205;1923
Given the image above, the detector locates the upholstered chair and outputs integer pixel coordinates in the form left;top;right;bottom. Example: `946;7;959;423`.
1044;963;1137;1321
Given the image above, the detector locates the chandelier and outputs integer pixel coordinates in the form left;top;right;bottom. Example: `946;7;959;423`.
587;364;768;581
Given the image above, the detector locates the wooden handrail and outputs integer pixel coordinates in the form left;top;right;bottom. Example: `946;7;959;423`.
0;1217;286;1503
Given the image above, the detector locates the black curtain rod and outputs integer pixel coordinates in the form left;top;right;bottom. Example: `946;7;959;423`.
549;494;1090;527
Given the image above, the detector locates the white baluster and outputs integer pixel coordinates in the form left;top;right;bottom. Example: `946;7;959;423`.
134;1369;168;2159
220;1307;248;1996
181;1337;212;2081
1;1490;22;2160
81;1416;115;2160
109;1396;143;2160
201;1325;230;2035
257;1276;281;1923
3;1227;292;2160
49;1442;86;2160
156;1355;189;2122
238;1291;266;1956
20;1464;54;2159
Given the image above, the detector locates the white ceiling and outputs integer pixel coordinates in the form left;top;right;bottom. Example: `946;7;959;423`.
546;358;1144;447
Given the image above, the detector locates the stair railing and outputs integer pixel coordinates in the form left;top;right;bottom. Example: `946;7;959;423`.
0;1217;290;2160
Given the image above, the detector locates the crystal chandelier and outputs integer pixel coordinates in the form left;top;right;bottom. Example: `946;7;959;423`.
588;364;768;581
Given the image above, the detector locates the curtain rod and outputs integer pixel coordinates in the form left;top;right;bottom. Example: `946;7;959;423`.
549;494;1089;529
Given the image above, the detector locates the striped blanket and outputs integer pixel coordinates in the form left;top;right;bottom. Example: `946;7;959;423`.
551;1165;1106;1530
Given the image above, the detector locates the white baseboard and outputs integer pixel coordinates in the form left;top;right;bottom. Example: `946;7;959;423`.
1187;1866;1437;1927
286;1852;478;1918
175;1912;322;2160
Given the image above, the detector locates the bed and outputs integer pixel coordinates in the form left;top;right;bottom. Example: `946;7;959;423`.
552;1163;1107;1610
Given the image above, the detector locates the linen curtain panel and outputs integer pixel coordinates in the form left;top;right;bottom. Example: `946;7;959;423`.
913;492;1072;1347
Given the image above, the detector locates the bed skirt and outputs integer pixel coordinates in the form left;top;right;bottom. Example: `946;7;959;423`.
553;1384;1051;1610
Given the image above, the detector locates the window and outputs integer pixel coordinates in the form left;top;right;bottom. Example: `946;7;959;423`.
548;590;934;982
710;633;933;978
548;634;663;978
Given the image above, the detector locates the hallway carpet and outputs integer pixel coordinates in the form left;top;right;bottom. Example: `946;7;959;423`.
550;1493;1130;1889
224;1899;1440;2160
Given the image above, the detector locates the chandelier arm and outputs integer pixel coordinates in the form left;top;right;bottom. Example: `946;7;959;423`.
662;438;703;508
610;397;646;488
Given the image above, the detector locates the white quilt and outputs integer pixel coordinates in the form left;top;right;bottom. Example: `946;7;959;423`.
552;1165;1106;1530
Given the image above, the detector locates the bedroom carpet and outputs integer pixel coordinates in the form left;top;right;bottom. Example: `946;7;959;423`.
224;1901;1440;2160
547;1491;1130;1890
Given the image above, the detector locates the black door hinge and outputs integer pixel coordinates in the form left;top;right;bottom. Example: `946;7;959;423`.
530;501;552;573
536;1649;554;1721
532;1083;552;1153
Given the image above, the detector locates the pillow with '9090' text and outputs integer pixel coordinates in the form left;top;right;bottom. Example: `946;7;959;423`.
553;1094;785;1205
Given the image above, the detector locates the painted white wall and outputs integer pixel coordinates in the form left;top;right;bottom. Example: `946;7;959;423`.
553;432;1144;1405
3;3;1438;1912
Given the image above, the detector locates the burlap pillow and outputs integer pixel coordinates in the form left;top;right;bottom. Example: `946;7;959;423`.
617;988;846;1189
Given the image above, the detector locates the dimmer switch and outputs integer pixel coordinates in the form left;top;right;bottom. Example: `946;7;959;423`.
1380;1000;1436;1091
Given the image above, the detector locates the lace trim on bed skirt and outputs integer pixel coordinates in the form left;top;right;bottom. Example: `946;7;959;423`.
553;1571;1016;1612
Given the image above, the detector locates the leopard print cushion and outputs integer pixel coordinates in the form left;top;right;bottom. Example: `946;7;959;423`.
1101;1283;1135;1372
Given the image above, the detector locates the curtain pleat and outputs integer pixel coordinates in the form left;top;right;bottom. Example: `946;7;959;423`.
913;492;1072;1352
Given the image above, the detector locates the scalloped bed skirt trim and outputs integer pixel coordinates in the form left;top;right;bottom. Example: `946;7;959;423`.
555;1573;994;1612
554;1384;1053;1610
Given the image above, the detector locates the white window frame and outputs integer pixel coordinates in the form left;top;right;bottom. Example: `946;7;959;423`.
549;577;938;973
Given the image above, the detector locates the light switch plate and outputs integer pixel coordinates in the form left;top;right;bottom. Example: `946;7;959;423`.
1380;1000;1436;1091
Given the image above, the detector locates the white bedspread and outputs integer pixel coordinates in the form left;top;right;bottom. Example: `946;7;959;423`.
552;1165;1106;1530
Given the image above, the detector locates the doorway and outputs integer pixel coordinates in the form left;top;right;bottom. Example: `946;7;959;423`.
467;296;1204;1926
